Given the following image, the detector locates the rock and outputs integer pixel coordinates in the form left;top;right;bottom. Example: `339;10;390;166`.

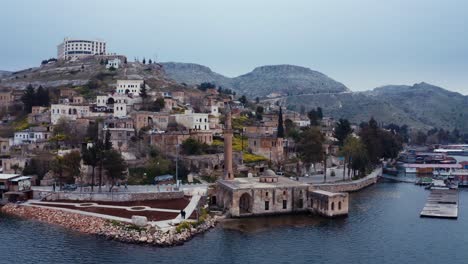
132;216;148;227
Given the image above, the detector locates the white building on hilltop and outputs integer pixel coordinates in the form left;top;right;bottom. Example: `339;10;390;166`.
116;80;145;96
57;38;106;60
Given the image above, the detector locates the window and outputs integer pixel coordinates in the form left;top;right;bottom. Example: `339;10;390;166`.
338;201;342;210
299;199;303;208
265;192;268;197
283;200;287;209
331;202;335;211
265;201;269;210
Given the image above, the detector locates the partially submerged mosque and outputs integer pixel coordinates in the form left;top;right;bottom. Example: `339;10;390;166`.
215;108;349;218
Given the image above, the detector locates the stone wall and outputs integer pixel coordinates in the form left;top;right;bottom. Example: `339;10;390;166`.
34;190;185;202
309;168;381;193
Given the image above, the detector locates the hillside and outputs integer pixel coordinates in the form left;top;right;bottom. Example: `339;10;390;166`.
0;70;11;78
0;58;174;90
161;63;348;98
284;82;468;132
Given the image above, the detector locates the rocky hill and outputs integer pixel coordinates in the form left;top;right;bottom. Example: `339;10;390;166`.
161;63;348;97
0;58;174;90
284;82;468;132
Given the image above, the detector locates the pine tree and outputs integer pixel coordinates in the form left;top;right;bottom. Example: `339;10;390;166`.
21;84;36;113
104;129;112;150
277;107;285;138
36;85;50;107
142;58;146;64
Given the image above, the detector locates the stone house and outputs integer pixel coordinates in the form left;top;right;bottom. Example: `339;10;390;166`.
59;87;78;99
103;117;135;151
0;138;11;154
149;130;213;156
247;135;284;162
1;156;31;174
132;111;170;131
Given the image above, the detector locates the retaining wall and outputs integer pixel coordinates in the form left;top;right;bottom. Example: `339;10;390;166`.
34;190;185;202
309;168;381;193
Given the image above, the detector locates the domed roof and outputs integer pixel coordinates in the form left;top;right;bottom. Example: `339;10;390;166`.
263;169;277;177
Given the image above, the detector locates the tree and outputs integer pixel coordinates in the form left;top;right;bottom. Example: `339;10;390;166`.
307;109;320;126
82;142;102;192
151;98;166;112
139;84;148;109
198;82;216;91
104;129;112;150
256;106;264;120
36;86;50;107
317;107;323;120
21;84;36;113
142;58;146;64
334;118;353;146
277;107;285;138
63;151;81;184
103;150;127;192
296;127;324;173
413;130;427;145
51;156;66;189
239;95;248;105
181;138;207;155
341;136;369;179
255;97;260;104
148;59;152;64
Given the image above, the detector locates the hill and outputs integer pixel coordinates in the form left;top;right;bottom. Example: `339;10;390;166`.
161;63;348;97
284;82;468;132
0;58;174;90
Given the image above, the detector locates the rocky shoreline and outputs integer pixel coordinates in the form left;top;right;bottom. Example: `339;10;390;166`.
1;203;218;247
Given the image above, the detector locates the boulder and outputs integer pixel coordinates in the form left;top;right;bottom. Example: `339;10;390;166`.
131;216;148;227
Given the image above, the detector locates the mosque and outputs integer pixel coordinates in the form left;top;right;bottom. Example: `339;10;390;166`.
215;109;349;218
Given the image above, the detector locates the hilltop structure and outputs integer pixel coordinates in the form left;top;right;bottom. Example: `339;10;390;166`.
57;37;106;60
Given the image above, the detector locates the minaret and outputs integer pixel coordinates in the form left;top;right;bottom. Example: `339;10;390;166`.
224;108;234;180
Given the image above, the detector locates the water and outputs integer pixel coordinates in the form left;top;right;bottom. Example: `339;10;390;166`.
1;182;468;264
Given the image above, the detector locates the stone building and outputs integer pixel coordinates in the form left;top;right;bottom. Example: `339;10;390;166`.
247;135;284;162
216;170;309;217
149;130;213;157
103;117;135;151
0;89;15;107
309;190;348;217
132;111;170;131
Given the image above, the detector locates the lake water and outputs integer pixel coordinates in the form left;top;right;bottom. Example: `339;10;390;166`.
1;182;468;264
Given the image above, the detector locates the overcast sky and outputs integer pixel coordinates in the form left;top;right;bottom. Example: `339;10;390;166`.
2;0;467;94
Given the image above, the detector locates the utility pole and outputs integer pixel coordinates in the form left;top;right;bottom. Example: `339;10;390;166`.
176;144;179;189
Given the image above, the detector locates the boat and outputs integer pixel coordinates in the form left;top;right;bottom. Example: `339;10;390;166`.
383;167;399;176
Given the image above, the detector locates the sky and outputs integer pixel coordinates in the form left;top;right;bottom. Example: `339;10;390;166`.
1;0;468;94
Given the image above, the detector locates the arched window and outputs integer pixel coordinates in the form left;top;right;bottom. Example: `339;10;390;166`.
331;202;335;211
338;201;342;210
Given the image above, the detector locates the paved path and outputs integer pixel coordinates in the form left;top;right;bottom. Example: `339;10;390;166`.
23;195;202;229
29;200;181;213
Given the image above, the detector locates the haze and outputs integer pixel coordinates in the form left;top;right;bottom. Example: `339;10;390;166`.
1;0;467;94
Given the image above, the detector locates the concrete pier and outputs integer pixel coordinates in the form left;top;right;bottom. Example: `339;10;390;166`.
420;189;458;219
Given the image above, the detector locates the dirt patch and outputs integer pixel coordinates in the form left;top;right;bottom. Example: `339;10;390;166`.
31;203;178;221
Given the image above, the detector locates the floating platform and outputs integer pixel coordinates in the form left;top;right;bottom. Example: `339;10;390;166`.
420;189;458;219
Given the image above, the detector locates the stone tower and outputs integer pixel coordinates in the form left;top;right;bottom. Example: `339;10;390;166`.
224;108;234;180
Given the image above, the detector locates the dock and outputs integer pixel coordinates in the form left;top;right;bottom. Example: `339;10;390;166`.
420;189;458;219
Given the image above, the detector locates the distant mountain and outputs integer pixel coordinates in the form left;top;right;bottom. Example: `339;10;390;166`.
284;82;468;132
0;70;11;78
161;63;348;97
